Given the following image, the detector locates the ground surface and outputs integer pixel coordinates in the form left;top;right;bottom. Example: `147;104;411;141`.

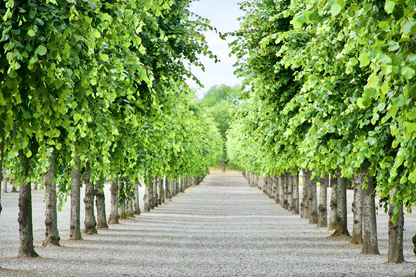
0;174;415;276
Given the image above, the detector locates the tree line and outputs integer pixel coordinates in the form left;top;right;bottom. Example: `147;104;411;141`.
0;0;222;258
226;0;416;271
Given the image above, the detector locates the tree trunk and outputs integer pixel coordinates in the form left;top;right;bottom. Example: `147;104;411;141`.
301;171;309;219
83;162;97;234
118;178;126;220
283;174;288;209
94;178;108;228
221;154;225;173
412;235;416;276
175;178;179;196
11;177;17;192
165;178;171;200
159;176;164;204
350;172;363;244
0;133;4;219
387;188;404;263
43;152;60;246
332;168;350;237
126;197;134;217
144;186;150;212
154;176;159;206
361;166;379;254
292;173;299;214
69;157;82;240
148;176;154;209
134;182;141;215
2;166;7;193
33;182;37;191
274;176;279;204
18;155;39;257
328;171;338;231
108;177;119;224
287;173;293;212
318;172;328;227
308;170;318;224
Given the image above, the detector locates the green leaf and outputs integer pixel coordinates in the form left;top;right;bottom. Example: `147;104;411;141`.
392;94;406;107
331;4;342;16
26;150;32;158
403;21;416;35
36;45;47;56
367;75;379;88
388;104;399;117
406;122;416;135
402;66;416;80
407;109;416;120
359;52;370;67
385;0;395;14
74;113;82;122
28;29;35;37
291;18;302;29
357;96;371;108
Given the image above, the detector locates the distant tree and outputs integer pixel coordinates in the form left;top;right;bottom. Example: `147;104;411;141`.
200;84;241;172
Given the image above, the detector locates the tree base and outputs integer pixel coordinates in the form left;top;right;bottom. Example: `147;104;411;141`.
42;237;60;247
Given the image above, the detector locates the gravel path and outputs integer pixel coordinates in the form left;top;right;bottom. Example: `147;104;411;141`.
0;174;415;276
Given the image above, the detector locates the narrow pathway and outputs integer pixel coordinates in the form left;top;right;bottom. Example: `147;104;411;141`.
0;174;415;276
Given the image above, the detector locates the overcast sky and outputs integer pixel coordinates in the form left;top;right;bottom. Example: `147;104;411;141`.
187;0;245;99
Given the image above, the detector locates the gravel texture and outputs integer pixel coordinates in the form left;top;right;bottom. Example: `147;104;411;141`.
0;174;415;276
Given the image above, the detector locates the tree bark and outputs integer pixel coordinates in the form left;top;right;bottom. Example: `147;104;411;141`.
387;188;404;263
301;171;309;219
2;166;7;193
159;176;164;204
318;172;328;227
94;178;108;228
221;154;225;173
274;176;279;204
0;133;4;219
287;173;293;211
108;177;119;224
328;171;338;231
83;162;97;234
69;157;82;240
118;178;126;220
18;156;39;257
361;166;379;254
43;152;60;246
350;172;363;244
332;168;350;237
134;182;141;215
148;176;154;209
165;178;171;200
308;170;318;224
292;173;299;214
154;176;159;206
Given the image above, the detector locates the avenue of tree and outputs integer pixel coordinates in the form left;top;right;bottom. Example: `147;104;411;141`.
225;0;416;272
0;0;223;259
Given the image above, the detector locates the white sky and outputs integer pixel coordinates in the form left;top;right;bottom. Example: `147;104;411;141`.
187;0;245;99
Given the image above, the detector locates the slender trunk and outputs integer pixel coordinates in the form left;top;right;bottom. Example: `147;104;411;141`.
301;171;309;219
134;182;141;215
126;197;134;217
144;180;150;212
108;177;119;224
412;235;416;276
361;166;379;254
0;133;4;218
332;168;350;237
308;170;318;224
94;178;108;228
317;172;328;227
118;179;126;220
221;154;225;173
166;179;171;200
175;178;179;196
11;177;17;192
154;176;159;206
2;166;7;193
387;188;404;263
159;177;164;204
149;176;154;209
328;171;338;231
274;176;279;204
83;162;97;234
350;172;363;244
288;173;293;211
18;156;39;257
283;174;288;209
292;173;299;214
43;152;60;246
69;157;82;240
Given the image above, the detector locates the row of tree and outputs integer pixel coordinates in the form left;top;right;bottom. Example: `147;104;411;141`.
226;0;416;270
0;0;222;258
